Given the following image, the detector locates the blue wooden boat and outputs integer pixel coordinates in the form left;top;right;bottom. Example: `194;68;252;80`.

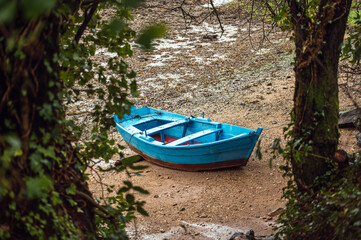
113;107;262;171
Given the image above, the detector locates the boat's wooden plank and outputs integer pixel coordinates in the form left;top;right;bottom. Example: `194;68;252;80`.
167;129;220;146
133;117;158;126
146;120;186;135
126;125;142;134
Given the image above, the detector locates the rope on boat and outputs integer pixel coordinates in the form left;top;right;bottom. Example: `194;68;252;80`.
258;121;361;160
259;122;290;145
130;112;161;120
128;132;143;143
260;105;360;132
259;134;287;144
263;123;290;131
340;106;358;112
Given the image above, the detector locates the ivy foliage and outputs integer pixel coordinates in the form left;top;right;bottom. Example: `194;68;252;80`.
0;0;165;239
342;2;361;65
274;138;361;239
267;111;361;239
259;0;361;238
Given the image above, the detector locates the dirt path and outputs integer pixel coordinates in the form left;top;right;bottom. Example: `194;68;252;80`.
88;1;359;239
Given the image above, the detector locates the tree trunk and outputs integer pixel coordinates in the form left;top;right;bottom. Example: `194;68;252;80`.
0;9;95;239
289;0;352;189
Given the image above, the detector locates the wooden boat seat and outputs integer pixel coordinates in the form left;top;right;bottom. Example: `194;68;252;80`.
167;129;222;146
146;120;187;136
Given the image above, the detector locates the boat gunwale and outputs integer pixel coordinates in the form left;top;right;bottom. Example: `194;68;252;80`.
115;122;261;149
114;106;262;149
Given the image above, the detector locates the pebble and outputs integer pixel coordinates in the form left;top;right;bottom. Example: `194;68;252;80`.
179;207;185;211
283;86;288;89
114;160;122;166
229;232;244;240
268;207;284;217
246;229;255;240
356;132;361;147
154;194;159;198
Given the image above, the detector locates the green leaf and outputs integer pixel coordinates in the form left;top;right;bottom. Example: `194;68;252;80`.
123;0;145;8
123;181;133;188
136;24;167;49
51;191;62;205
9;202;16;210
272;138;282;151
117;186;129;193
129;164;148;171
5;133;21;149
126;194;135;204
0;134;21;164
38;146;55;159
136;205;149;216
21;0;57;19
354;221;361;227
133;186;149;195
127;70;136;79
29;152;43;172
25;175;53;199
68;199;78;207
105;18;126;37
0;186;8;201
122;156;140;166
0;0;16;23
66;183;77;195
130;80;138;97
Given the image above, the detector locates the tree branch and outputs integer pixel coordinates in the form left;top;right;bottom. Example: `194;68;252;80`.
76;190;111;216
209;0;224;35
260;0;276;18
74;1;99;44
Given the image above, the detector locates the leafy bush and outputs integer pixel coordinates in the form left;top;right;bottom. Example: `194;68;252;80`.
275;153;361;239
0;1;164;239
271;119;361;239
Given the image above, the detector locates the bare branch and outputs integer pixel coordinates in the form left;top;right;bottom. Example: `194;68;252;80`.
75;1;99;44
209;0;224;35
260;0;277;18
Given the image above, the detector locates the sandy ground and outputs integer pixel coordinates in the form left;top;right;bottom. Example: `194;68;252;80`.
87;1;360;239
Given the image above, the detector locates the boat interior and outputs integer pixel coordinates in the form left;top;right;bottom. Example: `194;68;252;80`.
132;118;232;146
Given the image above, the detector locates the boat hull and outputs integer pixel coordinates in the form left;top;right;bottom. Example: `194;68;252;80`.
114;107;262;171
127;143;249;171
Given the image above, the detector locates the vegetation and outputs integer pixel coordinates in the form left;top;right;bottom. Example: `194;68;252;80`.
275;149;361;239
0;0;164;239
1;0;361;238
265;0;361;238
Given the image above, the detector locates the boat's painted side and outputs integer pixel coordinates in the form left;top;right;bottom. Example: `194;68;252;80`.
113;106;262;171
